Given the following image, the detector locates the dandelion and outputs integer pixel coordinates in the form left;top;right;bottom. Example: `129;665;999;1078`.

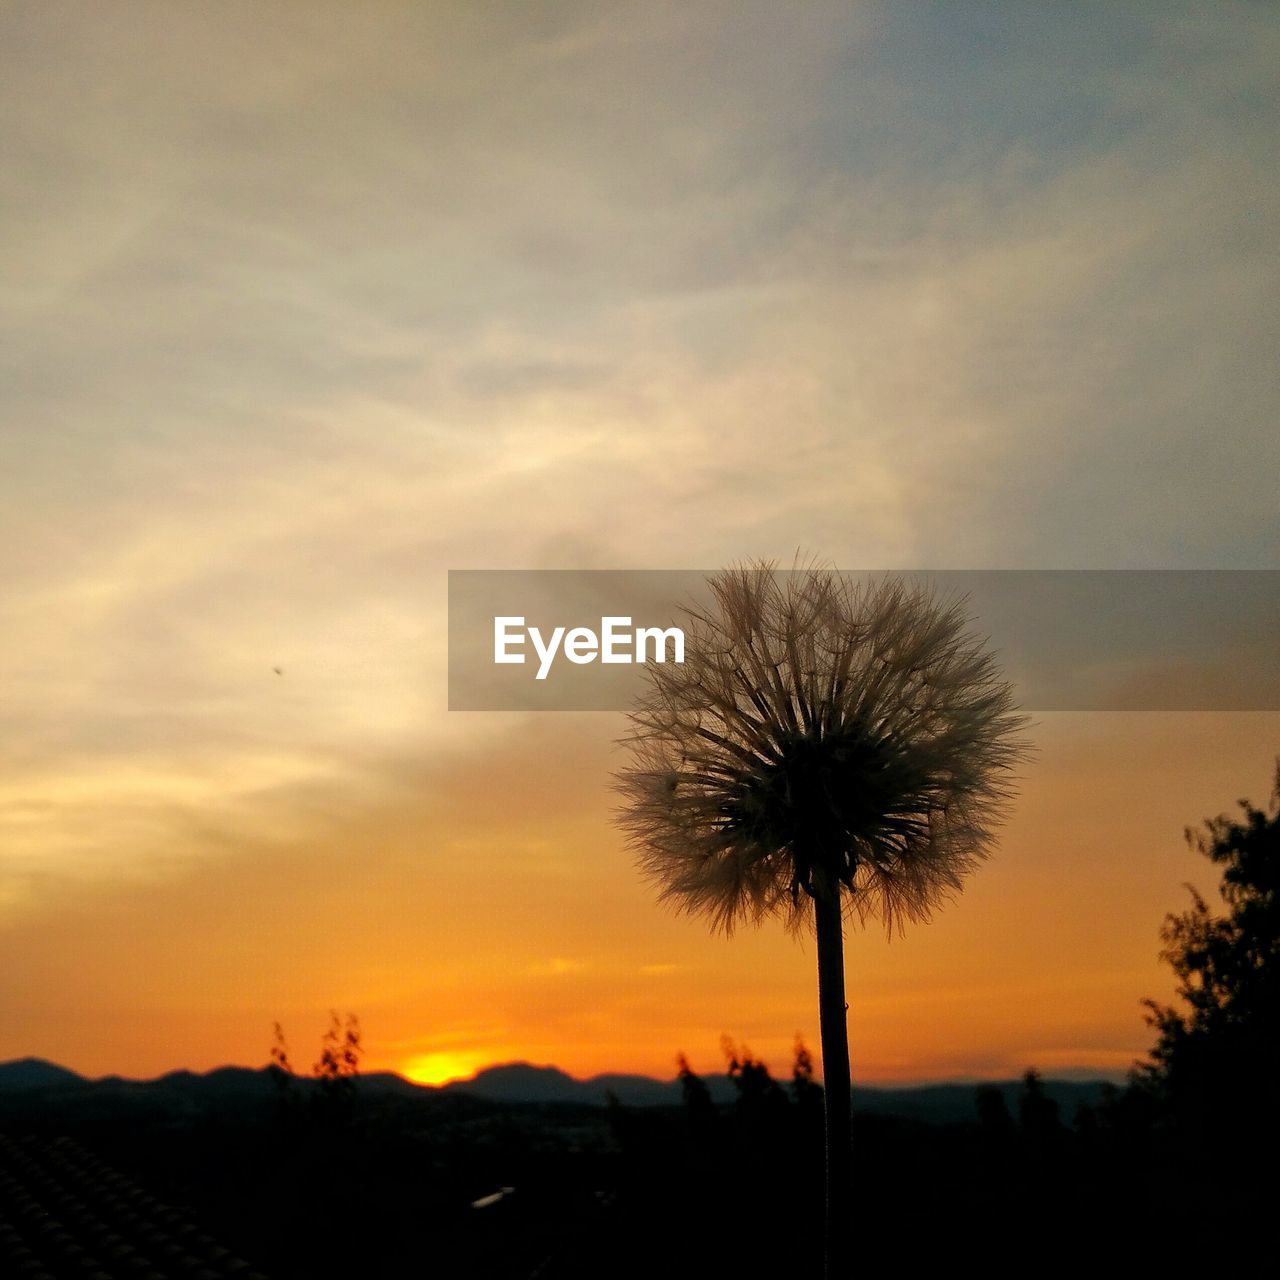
613;560;1031;1277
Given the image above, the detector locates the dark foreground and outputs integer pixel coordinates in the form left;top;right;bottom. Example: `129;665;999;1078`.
0;1063;1248;1279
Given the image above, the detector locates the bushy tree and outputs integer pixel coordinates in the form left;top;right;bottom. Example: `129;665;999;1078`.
791;1036;825;1116
1137;761;1280;1161
268;1012;364;1128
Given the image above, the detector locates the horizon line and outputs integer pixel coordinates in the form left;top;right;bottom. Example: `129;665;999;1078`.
1;1053;1133;1091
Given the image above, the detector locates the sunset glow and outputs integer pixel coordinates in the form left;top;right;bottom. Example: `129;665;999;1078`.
1;2;1276;1095
401;1053;490;1088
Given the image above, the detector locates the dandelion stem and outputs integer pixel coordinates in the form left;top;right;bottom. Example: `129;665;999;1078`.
814;865;852;1279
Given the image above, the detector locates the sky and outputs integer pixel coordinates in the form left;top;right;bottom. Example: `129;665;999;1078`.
1;1;1278;1086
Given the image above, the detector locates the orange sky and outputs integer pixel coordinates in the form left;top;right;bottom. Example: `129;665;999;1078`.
2;4;1277;1088
4;711;1277;1085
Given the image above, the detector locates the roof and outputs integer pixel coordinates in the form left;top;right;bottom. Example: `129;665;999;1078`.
0;1131;268;1278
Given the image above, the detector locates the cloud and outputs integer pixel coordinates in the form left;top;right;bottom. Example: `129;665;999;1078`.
2;3;1276;890
1;2;1277;1078
530;958;589;977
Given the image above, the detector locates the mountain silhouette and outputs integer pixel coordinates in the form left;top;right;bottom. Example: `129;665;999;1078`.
0;1056;1117;1123
440;1061;740;1106
0;1058;84;1090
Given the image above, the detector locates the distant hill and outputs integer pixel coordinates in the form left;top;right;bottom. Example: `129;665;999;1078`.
0;1058;84;1091
440;1062;1116;1122
440;1062;738;1107
0;1056;1118;1124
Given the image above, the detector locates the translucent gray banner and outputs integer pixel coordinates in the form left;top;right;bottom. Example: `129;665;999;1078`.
448;570;1280;711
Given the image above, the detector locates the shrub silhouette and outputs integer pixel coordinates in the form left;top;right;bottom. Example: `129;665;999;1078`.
1136;760;1280;1201
268;1011;364;1142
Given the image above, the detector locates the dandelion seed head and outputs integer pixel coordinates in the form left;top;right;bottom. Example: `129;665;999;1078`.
613;562;1033;937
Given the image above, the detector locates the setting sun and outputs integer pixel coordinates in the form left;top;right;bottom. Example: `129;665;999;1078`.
401;1052;486;1088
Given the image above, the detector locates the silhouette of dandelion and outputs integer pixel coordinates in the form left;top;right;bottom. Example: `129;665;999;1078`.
615;562;1030;935
612;559;1032;1276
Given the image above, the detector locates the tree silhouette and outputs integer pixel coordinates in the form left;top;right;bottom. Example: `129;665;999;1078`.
1137;760;1280;1173
721;1035;790;1158
676;1052;718;1135
268;1021;296;1091
267;1012;364;1131
312;1011;363;1114
722;1035;786;1109
614;562;1030;1276
791;1036;825;1117
1018;1068;1060;1138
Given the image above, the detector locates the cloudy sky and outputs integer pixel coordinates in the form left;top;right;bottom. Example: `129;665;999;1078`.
2;1;1277;1084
